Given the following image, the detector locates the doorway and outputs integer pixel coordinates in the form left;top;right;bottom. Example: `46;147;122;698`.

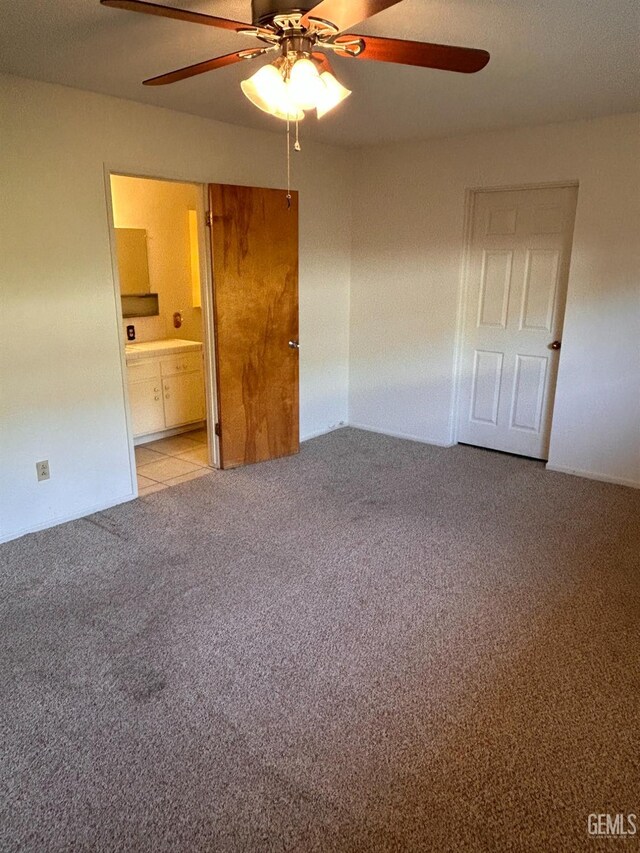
107;175;301;495
456;184;578;460
108;173;218;496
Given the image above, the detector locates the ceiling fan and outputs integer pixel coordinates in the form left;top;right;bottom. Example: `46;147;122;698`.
101;0;490;122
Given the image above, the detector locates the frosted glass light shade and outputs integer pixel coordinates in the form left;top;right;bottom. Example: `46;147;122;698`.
241;59;351;121
241;65;303;121
316;71;352;118
288;58;324;111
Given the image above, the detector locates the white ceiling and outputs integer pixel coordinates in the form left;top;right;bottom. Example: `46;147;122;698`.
1;0;639;147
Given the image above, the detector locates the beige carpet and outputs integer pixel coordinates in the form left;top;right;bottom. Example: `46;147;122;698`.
1;428;638;852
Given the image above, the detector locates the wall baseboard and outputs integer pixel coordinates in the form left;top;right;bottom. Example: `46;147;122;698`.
0;492;136;545
300;423;346;443
545;463;639;490
347;422;455;448
134;422;206;446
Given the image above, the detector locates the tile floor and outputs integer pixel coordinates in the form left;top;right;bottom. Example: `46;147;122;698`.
134;427;213;496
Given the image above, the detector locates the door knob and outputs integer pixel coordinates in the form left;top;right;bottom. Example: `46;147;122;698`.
288;340;300;349
550;340;562;350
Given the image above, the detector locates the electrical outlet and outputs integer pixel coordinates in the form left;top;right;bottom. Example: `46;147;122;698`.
36;460;50;482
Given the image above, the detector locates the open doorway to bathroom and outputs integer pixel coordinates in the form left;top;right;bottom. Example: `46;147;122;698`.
109;173;217;496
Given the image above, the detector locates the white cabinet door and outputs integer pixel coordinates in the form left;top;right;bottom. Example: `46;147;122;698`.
163;371;205;428
127;350;205;437
457;186;578;460
128;378;165;437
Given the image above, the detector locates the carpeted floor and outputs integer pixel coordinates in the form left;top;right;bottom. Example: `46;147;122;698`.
1;428;638;852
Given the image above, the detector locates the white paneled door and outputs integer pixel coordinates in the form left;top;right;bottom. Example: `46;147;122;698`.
457;186;578;459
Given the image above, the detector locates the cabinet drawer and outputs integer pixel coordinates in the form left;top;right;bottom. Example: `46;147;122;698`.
161;351;202;377
126;358;161;382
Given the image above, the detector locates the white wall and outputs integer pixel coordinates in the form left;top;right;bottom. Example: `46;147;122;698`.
349;113;640;487
0;74;351;542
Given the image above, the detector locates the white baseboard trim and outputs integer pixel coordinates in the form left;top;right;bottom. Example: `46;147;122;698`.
347;422;455;448
300;423;346;443
545;464;639;490
134;422;206;446
0;492;137;545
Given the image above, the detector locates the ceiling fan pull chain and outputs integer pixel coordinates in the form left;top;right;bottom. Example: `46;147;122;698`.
294;119;301;152
286;118;292;209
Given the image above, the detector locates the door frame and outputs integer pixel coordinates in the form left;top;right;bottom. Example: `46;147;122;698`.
103;165;221;498
451;180;579;455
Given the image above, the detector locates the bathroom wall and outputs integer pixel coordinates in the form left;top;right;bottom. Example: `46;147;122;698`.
111;175;204;343
120;315;167;344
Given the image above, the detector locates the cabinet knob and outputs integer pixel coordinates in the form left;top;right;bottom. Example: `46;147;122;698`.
154;396;159;401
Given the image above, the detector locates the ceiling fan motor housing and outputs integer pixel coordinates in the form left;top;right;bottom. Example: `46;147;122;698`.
251;0;317;26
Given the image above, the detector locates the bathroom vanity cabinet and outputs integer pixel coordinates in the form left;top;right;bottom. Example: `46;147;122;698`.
125;340;205;439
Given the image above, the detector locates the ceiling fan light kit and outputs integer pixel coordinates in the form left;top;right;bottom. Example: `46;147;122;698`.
241;50;352;121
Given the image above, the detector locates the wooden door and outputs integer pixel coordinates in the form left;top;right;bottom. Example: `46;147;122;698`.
457;186;578;459
208;184;299;469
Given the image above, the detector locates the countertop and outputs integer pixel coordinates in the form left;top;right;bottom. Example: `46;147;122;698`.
125;338;203;362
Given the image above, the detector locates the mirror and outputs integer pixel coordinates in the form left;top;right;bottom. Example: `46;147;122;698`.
114;228;151;295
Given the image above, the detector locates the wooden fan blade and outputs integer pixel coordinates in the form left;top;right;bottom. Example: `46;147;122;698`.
100;0;268;35
143;49;264;86
301;0;401;33
335;34;490;73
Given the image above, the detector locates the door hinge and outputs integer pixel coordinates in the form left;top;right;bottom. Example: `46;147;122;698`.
206;210;213;227
214;422;221;437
